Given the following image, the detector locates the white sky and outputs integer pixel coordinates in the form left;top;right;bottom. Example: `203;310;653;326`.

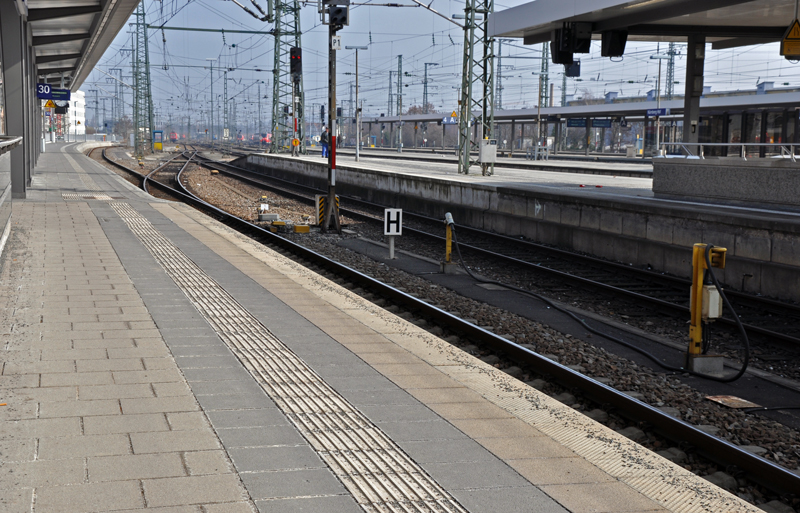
85;0;800;132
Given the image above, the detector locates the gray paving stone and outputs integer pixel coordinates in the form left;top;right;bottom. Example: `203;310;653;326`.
169;345;233;357
183;450;232;475
203;502;256;513
152;382;193;397
131;429;221;454
357;404;442;424
143;474;247;507
181;366;254;382
313;363;384;379
40;371;113;387
166;412;213;431
337;388;419;407
0;458;85;487
1;417;82;438
88;453;186;481
376;420;468;442
6;386;77;403
120;396;199;414
241;468;347;499
37;434;132;459
323;375;400;391
189;379;265;397
83;413;170;435
76;358;145;372
205;408;290;429
79;383;154;400
35;480;144;512
228;445;323;472
255;495;361;513
0;439;37;462
0;488;33;513
453;486;569;513
195;391;276;411
38;399;121;418
112;368;183;384
399;438;500;464
173;355;242;369
420;459;531;490
216;425;307;448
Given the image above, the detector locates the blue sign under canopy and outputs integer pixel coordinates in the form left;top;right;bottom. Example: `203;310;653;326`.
567;118;587;128
36;84;71;101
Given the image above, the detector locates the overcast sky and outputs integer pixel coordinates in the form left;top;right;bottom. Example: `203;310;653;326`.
85;0;800;133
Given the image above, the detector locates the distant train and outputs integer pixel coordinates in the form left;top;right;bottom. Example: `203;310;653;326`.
168;132;179;142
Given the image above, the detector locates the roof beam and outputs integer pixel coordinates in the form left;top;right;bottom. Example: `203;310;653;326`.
33;33;90;46
38;66;77;75
27;5;102;23
36;53;82;64
628;25;785;39
594;0;754;32
712;37;782;50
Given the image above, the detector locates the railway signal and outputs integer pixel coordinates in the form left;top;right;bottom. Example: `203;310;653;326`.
290;47;302;82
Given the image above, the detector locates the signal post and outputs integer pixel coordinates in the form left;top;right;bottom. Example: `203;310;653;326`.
321;0;349;234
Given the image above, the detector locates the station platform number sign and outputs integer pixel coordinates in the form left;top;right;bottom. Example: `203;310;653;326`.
36;84;70;101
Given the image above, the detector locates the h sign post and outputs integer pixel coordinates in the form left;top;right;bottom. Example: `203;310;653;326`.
384;208;402;259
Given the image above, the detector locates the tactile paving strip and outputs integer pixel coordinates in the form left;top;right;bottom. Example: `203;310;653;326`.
110;202;468;513
62;193;115;201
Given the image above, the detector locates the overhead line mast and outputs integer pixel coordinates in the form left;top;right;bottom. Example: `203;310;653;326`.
133;3;155;159
457;0;494;175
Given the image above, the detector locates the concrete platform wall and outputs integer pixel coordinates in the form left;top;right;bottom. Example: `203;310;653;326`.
247;154;800;302
653;158;800;210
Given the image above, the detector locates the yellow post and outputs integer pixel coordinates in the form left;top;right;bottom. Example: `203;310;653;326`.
689;243;707;355
689;243;728;356
445;224;453;263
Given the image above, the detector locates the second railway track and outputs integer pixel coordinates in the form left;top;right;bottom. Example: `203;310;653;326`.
188;152;800;347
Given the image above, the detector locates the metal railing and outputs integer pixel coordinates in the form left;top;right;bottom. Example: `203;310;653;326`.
660;141;800;162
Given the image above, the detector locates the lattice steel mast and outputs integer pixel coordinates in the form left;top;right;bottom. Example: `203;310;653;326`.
270;0;304;153
133;3;155;159
666;42;677;100
457;0;494;175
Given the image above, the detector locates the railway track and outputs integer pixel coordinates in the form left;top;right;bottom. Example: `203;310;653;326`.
188;152;800;347
95;146;800;497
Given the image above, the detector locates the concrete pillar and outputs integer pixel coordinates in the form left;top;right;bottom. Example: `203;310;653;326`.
683;34;706;151
1;1;30;198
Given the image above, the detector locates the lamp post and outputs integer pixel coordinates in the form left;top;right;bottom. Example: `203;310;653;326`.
206;58;216;147
650;48;670;157
346;45;368;161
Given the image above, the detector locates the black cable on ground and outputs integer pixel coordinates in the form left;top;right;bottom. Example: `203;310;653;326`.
449;224;751;383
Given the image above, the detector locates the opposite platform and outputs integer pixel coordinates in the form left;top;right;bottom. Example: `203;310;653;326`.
1;143;759;513
245;151;800;302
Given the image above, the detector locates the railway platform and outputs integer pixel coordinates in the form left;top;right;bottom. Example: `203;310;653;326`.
0;142;762;512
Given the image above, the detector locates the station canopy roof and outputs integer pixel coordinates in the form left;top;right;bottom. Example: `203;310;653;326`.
26;0;140;90
488;0;796;50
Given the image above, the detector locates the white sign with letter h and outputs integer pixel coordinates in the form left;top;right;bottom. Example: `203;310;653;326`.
384;208;402;259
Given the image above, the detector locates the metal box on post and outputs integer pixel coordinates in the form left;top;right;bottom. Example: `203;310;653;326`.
479;139;497;163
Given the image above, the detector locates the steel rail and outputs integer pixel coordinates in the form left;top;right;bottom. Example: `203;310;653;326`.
189;153;800;346
102;150;800;497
